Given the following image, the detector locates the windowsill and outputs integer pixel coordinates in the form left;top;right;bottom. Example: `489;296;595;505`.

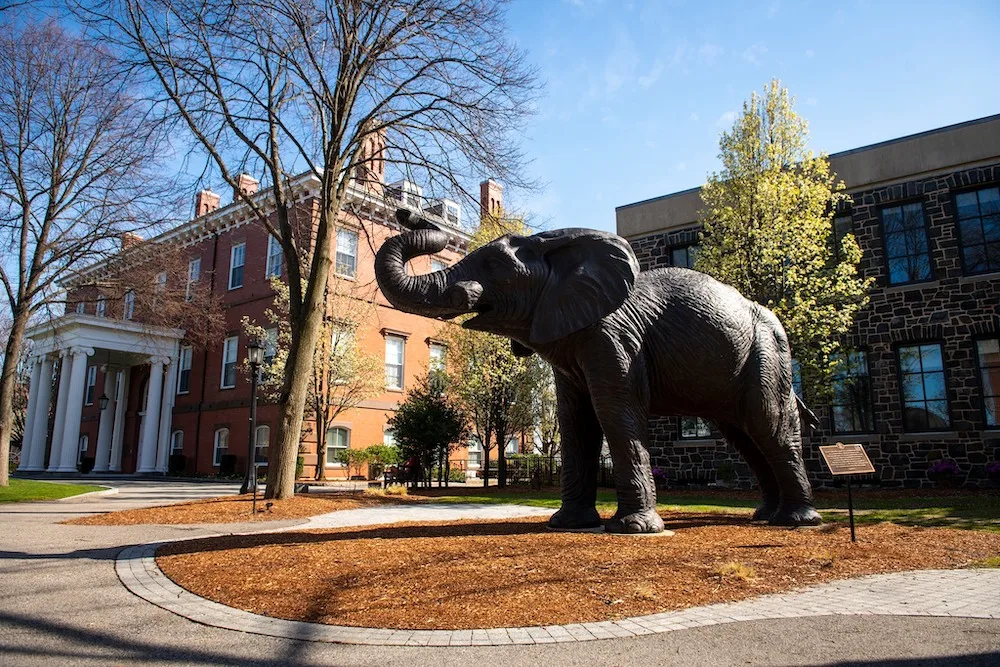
959;270;1000;283
325;464;346;468
177;391;190;396
220;385;235;391
882;279;939;293
675;438;719;446
385;387;404;393
823;434;881;443
228;284;243;291
334;273;357;281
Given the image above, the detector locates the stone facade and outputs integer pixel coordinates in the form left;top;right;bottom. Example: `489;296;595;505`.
627;162;1000;489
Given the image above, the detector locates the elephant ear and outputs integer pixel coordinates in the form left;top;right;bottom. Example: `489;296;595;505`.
510;340;534;358
529;228;639;345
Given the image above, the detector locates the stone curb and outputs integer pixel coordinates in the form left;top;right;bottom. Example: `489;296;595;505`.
56;485;119;501
113;504;1000;646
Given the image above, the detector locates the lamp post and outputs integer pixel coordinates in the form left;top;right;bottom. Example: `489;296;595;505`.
240;341;265;495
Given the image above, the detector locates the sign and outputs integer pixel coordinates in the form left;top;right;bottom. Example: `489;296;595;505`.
819;442;875;476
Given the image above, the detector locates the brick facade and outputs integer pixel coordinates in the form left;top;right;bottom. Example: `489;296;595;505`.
626;161;1000;489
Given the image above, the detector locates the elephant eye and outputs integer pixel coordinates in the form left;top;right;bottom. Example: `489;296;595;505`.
486;256;505;272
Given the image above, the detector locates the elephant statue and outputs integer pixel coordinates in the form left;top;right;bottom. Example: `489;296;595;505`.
375;209;822;533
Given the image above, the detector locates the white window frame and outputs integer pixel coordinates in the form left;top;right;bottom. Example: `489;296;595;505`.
221;336;238;389
78;435;88;465
186;258;201;301
384;335;405;390
228;242;245;290
255;425;270;462
170;430;183;454
96;296;106;317
177;345;193;394
468;435;483;468
123;289;135;320
84;365;97;405
326;426;350;467
335;228;358;279
265;235;282;278
383;428;396;447
213;428;229;466
429;342;446;373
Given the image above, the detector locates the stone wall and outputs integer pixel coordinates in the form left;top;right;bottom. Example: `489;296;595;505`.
629;162;1000;489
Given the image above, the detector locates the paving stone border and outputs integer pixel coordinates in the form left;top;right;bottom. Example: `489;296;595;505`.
114;503;1000;646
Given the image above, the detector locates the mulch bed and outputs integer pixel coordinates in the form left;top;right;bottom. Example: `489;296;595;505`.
64;493;410;526
156;513;1000;630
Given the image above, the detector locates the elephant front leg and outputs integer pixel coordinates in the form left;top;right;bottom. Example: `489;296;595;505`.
593;398;664;535
547;376;603;531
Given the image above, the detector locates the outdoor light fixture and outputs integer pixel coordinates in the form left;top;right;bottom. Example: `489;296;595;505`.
241;340;265;495
98;393;110;411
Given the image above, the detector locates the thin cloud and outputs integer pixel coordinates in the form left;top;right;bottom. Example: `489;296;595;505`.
742;42;768;65
716;110;737;128
638;60;664;89
698;42;723;65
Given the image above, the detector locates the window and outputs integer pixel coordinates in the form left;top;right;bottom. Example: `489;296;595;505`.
266;235;283;278
75;302;85;314
955;187;1000;275
78;435;88;465
84;366;97;405
445;202;460;226
170;430;183;454
385;335;405;390
505;436;519;455
679;417;712;439
468;436;483;468
976;338;1000;427
228;242;245;289
221;336;238;389
264;327;278;365
155;272;167;292
383;428;396;447
830;351;874;434
670;243;700;269
177;345;193;394
832;214;854;262
213;428;229;466
429;342;447;373
96;296;106;317
791;359;803;400
898;343;950;431
881;202;932;285
335;228;358;278
123;290;135;320
431;258;448;272
186;258;201;301
255;425;270;462
326;426;349;466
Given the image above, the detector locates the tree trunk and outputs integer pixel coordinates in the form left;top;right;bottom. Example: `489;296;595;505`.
0;306;30;486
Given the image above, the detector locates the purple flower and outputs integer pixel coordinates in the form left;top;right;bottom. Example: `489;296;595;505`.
927;459;960;475
986;461;1000;476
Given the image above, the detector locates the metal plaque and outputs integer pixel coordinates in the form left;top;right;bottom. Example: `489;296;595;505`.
819;442;875;476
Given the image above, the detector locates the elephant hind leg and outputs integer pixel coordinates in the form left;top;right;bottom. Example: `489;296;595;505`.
717;422;780;522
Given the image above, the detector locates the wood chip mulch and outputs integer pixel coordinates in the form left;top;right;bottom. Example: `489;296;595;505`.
156;513;1000;630
64;493;411;526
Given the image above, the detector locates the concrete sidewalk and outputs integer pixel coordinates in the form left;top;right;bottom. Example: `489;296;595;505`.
1;480;998;665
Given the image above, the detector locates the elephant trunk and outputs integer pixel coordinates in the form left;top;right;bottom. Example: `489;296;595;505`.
375;228;481;318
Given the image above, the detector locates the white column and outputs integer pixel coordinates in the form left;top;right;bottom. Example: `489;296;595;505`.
23;356;54;471
154;353;179;473
47;352;74;471
136;358;165;474
16;357;42;472
55;346;92;472
91;367;118;473
109;370;129;472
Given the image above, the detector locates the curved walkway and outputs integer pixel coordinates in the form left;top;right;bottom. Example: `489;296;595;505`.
117;503;1000;647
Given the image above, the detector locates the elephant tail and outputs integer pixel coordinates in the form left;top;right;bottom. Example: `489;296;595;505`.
795;394;820;432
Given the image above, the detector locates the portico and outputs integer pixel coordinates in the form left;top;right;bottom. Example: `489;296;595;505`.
18;313;185;475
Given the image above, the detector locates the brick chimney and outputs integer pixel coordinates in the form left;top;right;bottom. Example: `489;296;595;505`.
120;232;143;250
480;179;503;220
234;173;259;198
194;189;220;217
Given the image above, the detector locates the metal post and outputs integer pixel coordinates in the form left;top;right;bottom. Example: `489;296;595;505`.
847;476;856;543
240;361;260;495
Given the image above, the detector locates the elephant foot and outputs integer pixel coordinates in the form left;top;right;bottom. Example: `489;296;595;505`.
606;508;665;534
751;500;780;522
768;503;822;527
548;505;602;531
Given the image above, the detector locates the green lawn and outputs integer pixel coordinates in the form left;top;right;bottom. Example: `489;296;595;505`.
412;486;1000;532
0;478;105;503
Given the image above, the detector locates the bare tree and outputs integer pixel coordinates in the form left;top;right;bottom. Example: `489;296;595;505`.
78;0;539;498
0;20;178;486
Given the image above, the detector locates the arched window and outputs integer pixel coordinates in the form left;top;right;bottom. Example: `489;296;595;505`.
255;425;270;462
326;427;350;466
170;430;183;454
213;428;229;466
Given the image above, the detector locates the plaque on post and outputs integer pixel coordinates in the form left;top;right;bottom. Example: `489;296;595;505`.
819;442;875;542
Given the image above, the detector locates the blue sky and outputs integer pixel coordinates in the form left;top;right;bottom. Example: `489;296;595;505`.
502;0;1000;232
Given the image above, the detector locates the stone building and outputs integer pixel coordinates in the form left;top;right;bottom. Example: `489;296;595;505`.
17;164;502;480
616;114;1000;488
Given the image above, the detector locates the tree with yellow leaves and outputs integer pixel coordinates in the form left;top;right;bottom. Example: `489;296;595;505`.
697;80;872;396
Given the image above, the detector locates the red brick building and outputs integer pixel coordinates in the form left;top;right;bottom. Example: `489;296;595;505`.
18;168;501;480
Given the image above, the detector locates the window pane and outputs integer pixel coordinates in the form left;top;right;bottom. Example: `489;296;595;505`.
882;207;903;232
983;215;1000;242
336;229;358;278
919;344;944;372
959;217;985;245
976;339;1000;427
979;187;1000;215
955;191;979;219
